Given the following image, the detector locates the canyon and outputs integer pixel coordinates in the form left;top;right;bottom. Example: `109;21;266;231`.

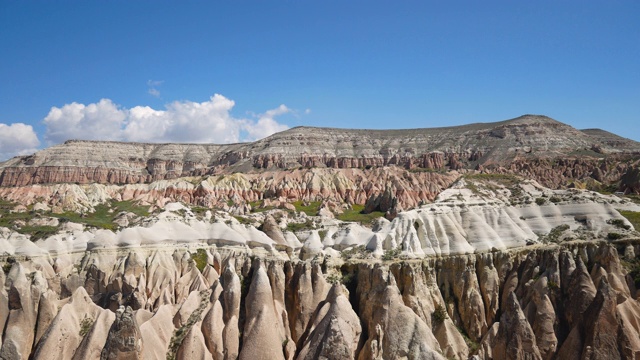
1;115;640;359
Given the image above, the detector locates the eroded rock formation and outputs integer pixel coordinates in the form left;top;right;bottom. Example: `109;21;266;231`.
1;241;639;359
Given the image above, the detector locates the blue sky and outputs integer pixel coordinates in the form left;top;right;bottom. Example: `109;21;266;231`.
1;1;639;159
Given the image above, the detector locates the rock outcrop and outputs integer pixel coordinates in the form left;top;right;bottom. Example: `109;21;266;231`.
2;115;638;194
1;241;638;359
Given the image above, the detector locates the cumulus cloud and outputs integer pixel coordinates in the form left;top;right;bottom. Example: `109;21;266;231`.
42;94;290;145
241;104;291;141
44;99;127;143
0;123;40;160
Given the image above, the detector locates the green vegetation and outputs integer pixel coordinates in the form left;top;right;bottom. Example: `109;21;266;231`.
624;195;640;205
619;211;640;230
547;280;559;291
19;225;59;241
381;247;401;261
464;173;519;186
607;232;624;240
607;218;631;230
52;200;149;231
248;201;274;213
341;245;369;261
0;199;33;230
232;215;253;225
549;196;561;203
79;316;94;337
292;200;322;216
0;198;151;240
535;198;546;206
167;290;211;360
336;204;385;225
543;224;570;243
622;259;640;289
286;219;314;233
455;324;480;355
431;304;448;326
190;206;210;218
190;249;209;272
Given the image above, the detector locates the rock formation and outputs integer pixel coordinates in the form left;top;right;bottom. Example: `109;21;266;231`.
1;115;640;359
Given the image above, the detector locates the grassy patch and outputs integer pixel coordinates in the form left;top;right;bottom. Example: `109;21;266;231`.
0;198;152;240
286;219;314;233
190;249;209;273
0;199;32;229
249;201;274;213
232;216;254;225
19;225;59;241
52;200;149;231
619;211;640;230
292;200;322;216
336;204;385;225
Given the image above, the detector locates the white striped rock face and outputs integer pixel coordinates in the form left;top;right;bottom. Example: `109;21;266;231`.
2;242;640;359
1;178;638;259
1;116;640;359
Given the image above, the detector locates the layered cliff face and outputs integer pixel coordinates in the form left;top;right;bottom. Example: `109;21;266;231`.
2;115;640;359
1;115;638;192
2;241;640;359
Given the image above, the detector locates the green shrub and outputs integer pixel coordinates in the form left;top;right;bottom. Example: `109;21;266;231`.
382;248;401;261
617;211;639;230
607;232;623;240
431;304;448;326
607;219;631;230
535;198;546;206
79;316;94;337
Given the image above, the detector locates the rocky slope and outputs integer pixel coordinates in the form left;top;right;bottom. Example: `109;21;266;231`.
2;115;640;359
2;240;640;359
1;115;639;192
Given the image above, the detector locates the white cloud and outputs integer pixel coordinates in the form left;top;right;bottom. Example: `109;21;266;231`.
44;99;127;143
0;123;40;161
305;108;312;114
241;104;291;141
42;94;291;145
147;80;163;98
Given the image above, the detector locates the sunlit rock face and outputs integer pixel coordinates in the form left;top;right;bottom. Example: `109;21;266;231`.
2;115;640;359
0;242;639;359
2;115;639;188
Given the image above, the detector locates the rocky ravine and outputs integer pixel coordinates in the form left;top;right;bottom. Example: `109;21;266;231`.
2;174;640;359
2;116;640;359
2;241;640;360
